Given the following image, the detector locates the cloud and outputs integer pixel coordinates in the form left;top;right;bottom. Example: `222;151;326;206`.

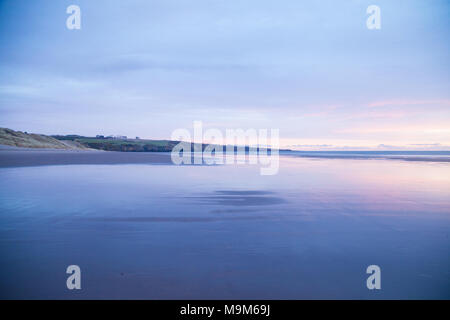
288;144;333;148
368;99;450;108
90;54;252;76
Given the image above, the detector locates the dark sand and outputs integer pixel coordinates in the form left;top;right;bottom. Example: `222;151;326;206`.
1;145;450;168
0;146;172;168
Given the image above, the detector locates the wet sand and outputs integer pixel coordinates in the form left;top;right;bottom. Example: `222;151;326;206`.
1;158;449;299
1;146;450;168
0;146;172;168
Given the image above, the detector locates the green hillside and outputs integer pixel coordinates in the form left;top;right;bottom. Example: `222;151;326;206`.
53;135;180;152
0;128;87;149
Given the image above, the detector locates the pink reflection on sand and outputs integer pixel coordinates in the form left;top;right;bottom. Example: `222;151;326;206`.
280;156;450;217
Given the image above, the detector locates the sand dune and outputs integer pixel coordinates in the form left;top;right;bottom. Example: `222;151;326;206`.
0;128;88;150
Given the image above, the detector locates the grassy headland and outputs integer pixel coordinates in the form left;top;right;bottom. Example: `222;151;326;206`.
0;128;88;149
1;128;286;153
53;135;180;152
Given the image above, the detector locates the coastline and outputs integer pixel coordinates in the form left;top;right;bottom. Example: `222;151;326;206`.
282;151;450;163
1;145;450;168
0;146;173;168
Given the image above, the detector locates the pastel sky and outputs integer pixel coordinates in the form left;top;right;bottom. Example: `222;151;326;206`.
0;0;449;150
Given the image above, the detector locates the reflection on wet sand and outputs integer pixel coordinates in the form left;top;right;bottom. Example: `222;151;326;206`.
186;190;286;206
0;156;449;299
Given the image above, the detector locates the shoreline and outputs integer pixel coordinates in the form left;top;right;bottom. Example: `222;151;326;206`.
0;147;173;168
283;153;450;163
1;145;450;168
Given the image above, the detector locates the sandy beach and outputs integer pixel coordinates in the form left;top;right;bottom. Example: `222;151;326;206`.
1;146;450;169
0;146;173;168
1;153;449;299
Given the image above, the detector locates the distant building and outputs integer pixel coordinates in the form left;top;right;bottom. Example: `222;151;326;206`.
96;135;105;139
136;136;140;140
103;135;128;140
105;135;127;139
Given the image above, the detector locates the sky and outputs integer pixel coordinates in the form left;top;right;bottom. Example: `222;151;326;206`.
0;0;449;150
